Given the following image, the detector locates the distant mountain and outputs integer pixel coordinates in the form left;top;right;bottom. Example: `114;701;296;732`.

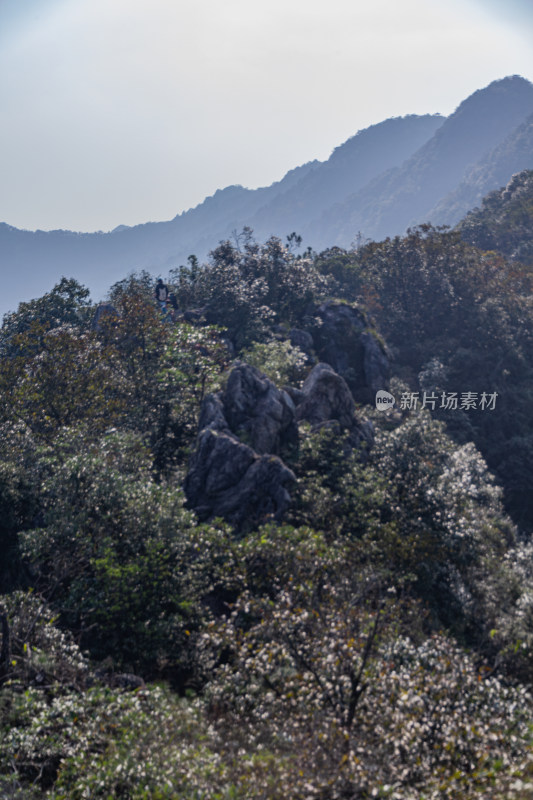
0;160;319;317
1;75;533;318
458;168;533;265
427;112;533;228
315;75;533;247
242;114;445;242
0;114;443;316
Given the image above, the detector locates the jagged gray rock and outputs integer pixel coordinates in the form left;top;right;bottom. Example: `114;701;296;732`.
197;392;229;435
184;357;377;527
306;301;389;404
295;363;374;454
184;362;297;529
296;363;356;428
221;361;298;455
184;428;295;528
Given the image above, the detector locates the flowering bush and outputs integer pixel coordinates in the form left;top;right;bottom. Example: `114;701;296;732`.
202;586;533;799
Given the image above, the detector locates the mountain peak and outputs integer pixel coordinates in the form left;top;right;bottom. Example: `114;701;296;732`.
448;75;533;129
329;114;445;163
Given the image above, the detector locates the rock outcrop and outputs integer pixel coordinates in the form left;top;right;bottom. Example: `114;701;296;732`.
296;362;356;428
306;301;389;404
184;362;297;529
185;355;377;529
295;363;374;454
221;361;298;455
91;303;119;332
289;327;314;356
360;330;390;398
185;427;295;528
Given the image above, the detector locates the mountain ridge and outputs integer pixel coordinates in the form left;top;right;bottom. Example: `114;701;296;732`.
1;75;533;317
313;75;533;247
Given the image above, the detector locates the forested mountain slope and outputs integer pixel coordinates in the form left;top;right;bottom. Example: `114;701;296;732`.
242;113;444;242
315;75;533;247
458;168;533;265
1;197;533;796
428;112;533;228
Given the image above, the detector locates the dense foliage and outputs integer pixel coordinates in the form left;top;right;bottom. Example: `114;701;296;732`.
459;169;533;266
1;227;533;797
316;224;533;528
170;228;330;349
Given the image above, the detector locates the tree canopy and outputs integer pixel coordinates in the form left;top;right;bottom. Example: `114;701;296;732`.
1;226;533;798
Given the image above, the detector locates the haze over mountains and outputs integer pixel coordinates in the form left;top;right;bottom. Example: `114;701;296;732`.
1;75;532;318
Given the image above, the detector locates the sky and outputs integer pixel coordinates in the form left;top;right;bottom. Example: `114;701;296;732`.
0;0;532;233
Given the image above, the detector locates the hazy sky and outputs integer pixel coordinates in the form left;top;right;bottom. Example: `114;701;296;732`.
0;0;532;232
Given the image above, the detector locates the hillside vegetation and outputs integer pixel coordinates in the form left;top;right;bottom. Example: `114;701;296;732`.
459;169;533;266
1;204;533;798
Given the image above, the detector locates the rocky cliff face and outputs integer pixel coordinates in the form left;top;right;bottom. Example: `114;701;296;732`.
304;301;390;404
295;363;375;456
185;330;381;528
184;364;297;530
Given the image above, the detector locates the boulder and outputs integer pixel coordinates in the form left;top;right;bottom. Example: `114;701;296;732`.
289;327;314;355
296;363;374;454
221;361;298;455
91;303;119;332
182;308;207;324
185;428;255;506
360;331;391;397
110;673;146;691
306;301;389;404
184;362;298;529
296;363;356;428
184;428;295;529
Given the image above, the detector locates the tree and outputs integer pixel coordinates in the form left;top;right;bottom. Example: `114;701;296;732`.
174;230;330;349
316;225;533;529
0;278;91;358
19;430;234;677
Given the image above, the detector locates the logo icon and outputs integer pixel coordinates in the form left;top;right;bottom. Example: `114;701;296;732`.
375;390;396;411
